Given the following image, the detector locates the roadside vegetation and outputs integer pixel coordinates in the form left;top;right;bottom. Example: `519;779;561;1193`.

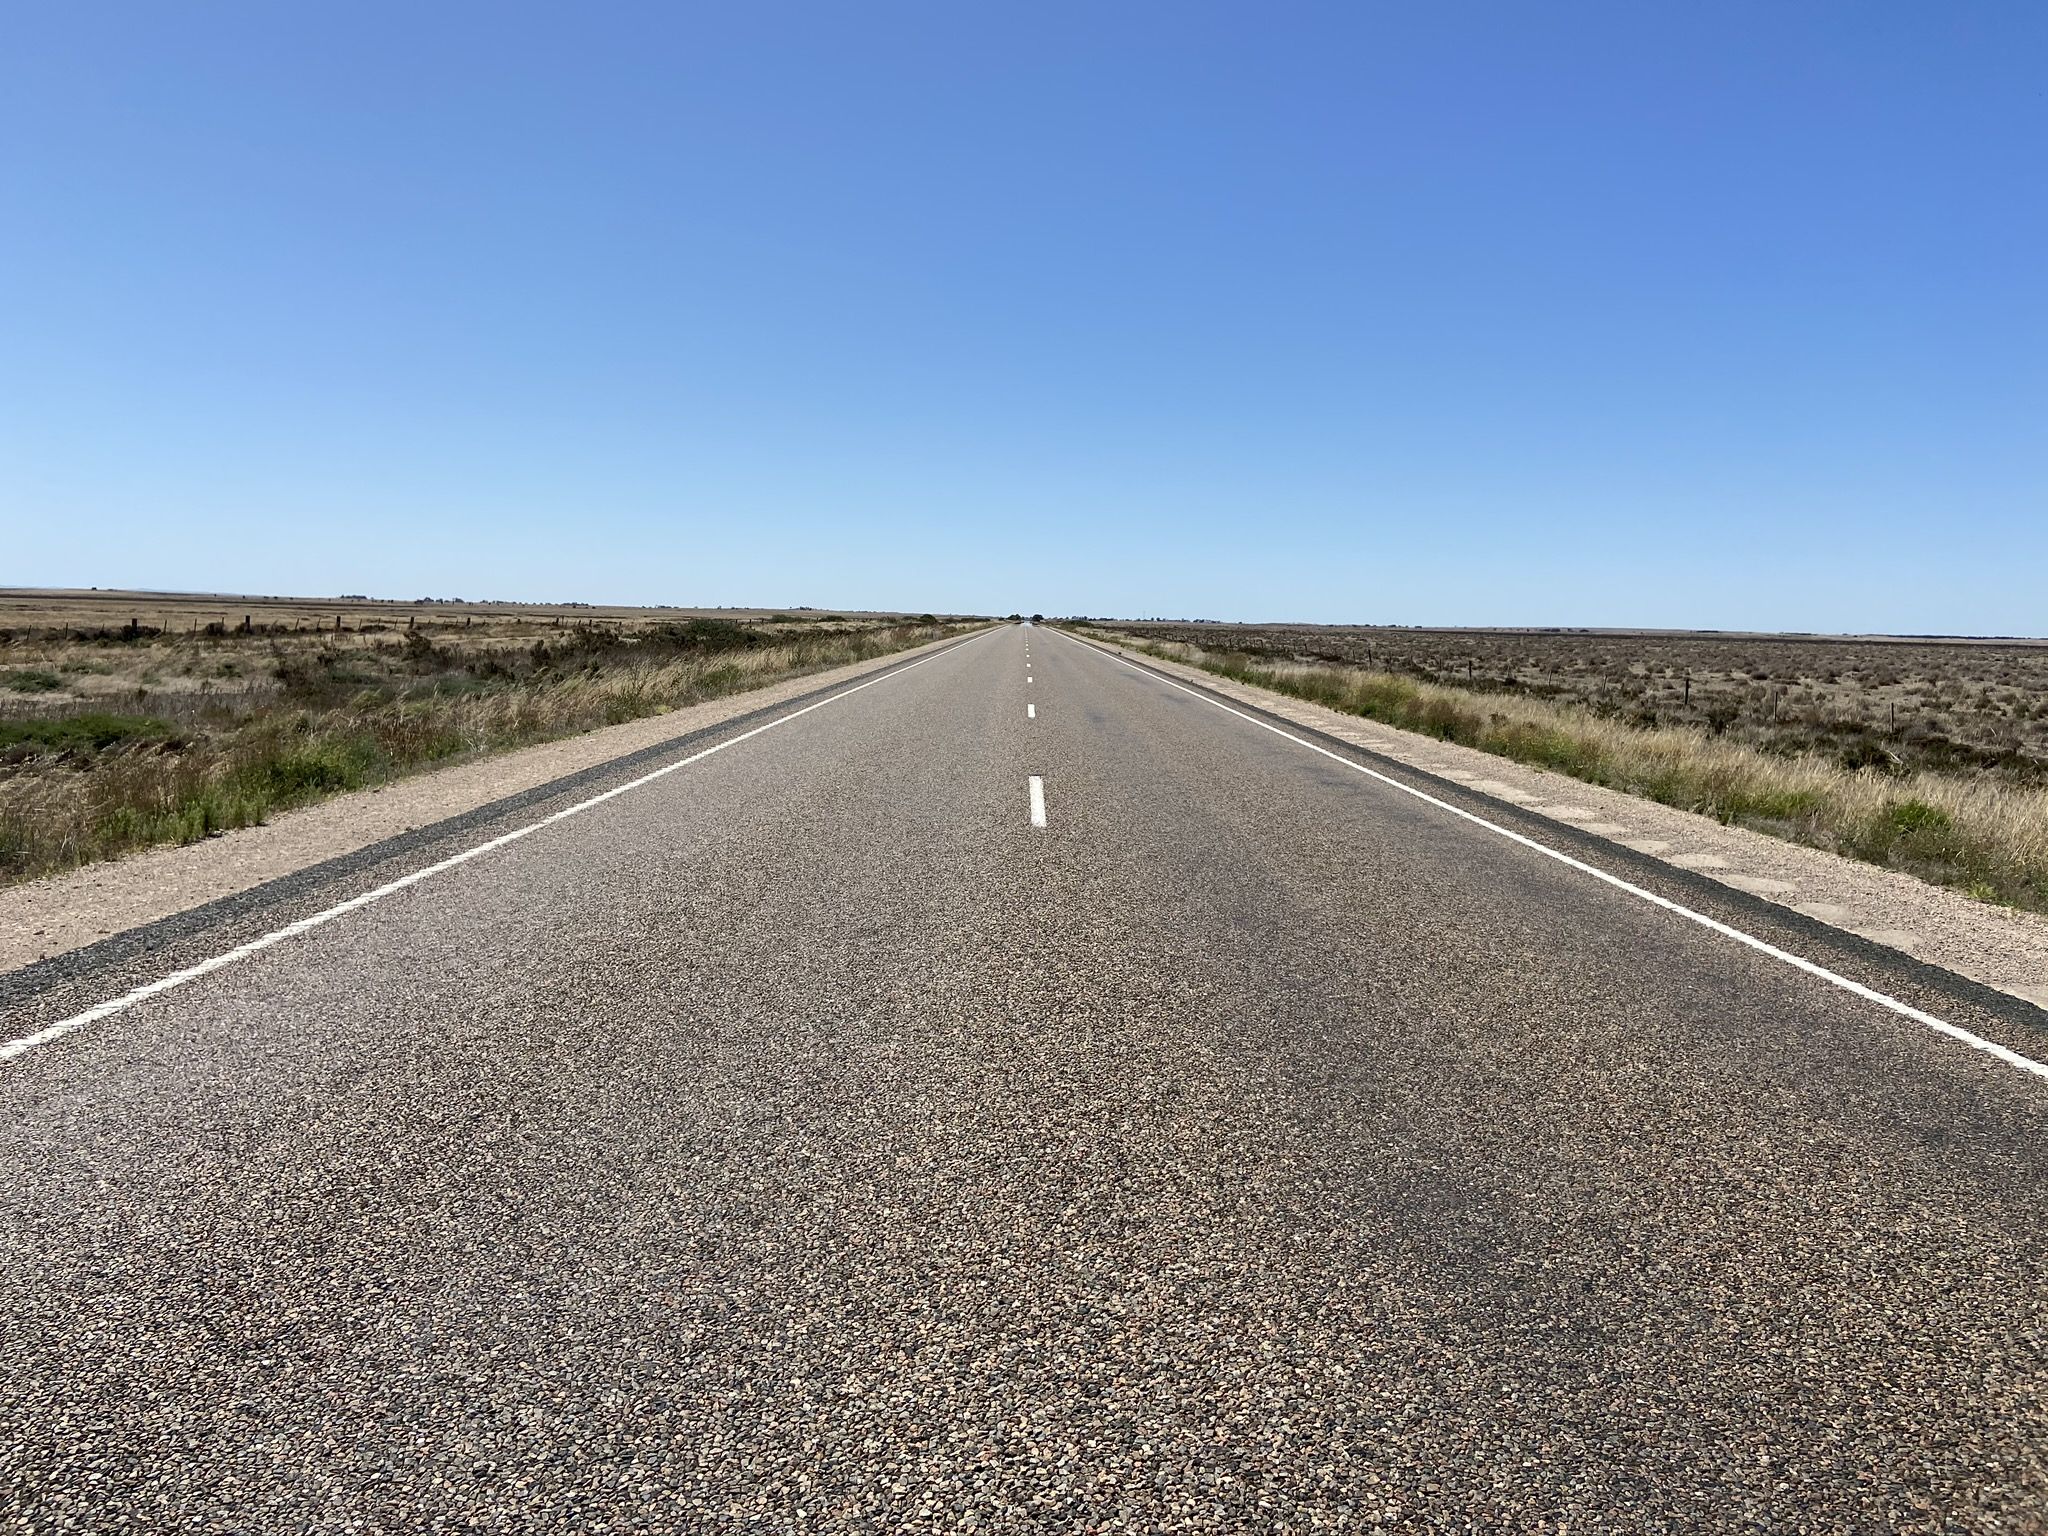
1076;625;2048;914
0;607;975;886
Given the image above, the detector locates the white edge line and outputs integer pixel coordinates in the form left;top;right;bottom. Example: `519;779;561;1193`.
2;633;986;1063
1058;630;2048;1083
1028;775;1047;828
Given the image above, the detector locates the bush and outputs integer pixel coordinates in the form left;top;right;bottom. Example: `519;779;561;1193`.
1837;736;1901;773
625;619;763;656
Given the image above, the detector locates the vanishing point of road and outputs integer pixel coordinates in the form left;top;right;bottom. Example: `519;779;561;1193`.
4;624;2045;1532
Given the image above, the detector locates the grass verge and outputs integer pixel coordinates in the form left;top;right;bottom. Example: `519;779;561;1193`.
1084;630;2048;914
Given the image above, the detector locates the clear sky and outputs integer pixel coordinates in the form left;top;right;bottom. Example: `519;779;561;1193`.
4;3;2043;632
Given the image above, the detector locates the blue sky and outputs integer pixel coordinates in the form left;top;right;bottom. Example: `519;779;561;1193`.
4;3;2043;631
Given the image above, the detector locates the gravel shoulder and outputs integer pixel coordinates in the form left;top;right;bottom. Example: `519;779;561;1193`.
0;631;975;975
1074;631;2048;1013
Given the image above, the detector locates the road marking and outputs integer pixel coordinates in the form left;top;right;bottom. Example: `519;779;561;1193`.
1059;631;2048;1084
1;634;988;1064
1027;675;1033;684
1028;776;1047;828
1028;703;1036;719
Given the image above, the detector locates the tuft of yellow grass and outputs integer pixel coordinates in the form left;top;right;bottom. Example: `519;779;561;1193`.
1109;634;2048;913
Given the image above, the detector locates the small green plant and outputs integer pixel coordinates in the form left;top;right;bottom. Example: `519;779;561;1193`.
1886;798;1952;834
2;669;63;694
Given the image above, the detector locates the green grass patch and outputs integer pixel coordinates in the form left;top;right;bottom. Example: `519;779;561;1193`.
1886;798;1951;834
96;786;273;850
0;713;176;754
250;739;385;800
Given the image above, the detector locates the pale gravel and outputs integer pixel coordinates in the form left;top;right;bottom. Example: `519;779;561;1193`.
1085;634;2048;1012
0;632;971;975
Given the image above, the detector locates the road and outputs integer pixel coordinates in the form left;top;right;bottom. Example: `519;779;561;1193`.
4;623;2046;1533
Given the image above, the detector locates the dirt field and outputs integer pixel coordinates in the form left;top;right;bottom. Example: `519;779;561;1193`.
1097;622;2048;785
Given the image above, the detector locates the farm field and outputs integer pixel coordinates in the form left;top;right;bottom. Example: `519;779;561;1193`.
1078;620;2048;912
0;588;974;885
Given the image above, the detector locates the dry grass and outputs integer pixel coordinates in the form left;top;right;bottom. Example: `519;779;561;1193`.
0;604;978;886
1086;630;2048;913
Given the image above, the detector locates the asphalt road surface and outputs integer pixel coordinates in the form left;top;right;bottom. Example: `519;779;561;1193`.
5;624;2046;1534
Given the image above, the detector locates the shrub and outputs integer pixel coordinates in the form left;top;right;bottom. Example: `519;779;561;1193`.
640;619;762;654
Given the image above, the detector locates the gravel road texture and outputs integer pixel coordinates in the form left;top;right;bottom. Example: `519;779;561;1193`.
3;623;2045;1533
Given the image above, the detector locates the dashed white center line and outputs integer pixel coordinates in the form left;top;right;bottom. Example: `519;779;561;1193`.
1027;703;1036;719
1028;776;1047;828
1027;675;1033;683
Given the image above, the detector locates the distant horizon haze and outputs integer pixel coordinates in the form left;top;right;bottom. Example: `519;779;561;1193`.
5;4;2043;635
10;585;2044;644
